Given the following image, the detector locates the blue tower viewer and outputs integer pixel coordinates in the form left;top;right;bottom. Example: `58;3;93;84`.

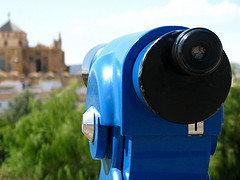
82;26;232;180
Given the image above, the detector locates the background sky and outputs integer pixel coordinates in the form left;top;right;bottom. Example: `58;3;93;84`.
1;0;240;65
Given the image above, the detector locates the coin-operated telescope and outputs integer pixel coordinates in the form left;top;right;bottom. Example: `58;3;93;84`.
81;26;231;180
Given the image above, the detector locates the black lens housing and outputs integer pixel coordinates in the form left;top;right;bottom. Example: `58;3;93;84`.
138;29;232;124
172;28;222;75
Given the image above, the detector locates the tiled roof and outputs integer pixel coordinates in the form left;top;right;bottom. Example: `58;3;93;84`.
0;20;25;33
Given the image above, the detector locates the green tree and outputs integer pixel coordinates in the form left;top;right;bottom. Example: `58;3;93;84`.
0;119;8;166
209;83;240;180
1;82;100;179
0;90;35;166
1;90;35;122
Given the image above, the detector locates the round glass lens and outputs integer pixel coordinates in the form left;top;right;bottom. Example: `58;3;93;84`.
191;45;207;60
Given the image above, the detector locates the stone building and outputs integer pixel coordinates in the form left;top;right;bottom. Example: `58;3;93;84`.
0;19;68;75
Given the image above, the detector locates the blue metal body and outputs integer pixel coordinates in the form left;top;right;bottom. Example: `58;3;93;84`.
85;26;223;180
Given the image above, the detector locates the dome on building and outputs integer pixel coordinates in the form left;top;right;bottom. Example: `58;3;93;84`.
45;72;55;79
8;71;19;77
29;72;40;78
62;72;70;78
0;71;7;78
0;20;25;33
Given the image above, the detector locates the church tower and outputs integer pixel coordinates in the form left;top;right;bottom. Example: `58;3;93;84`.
53;33;62;49
0;18;28;48
0;17;67;75
0;17;27;73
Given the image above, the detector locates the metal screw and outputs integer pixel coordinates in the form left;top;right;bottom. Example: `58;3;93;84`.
82;106;95;142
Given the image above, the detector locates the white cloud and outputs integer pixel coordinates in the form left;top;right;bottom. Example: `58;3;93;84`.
66;0;240;64
71;25;87;35
97;0;240;29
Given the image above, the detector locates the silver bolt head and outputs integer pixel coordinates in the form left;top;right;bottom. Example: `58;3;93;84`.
82;106;95;142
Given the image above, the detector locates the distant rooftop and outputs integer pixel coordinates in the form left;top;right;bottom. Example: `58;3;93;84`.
0;20;25;33
69;64;82;75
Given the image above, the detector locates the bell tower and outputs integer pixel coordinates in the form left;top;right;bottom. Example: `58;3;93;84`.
0;15;28;48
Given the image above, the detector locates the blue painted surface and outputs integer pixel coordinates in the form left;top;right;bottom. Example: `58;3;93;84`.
132;40;154;110
123;135;211;179
85;26;223;180
89;106;108;159
100;127;124;179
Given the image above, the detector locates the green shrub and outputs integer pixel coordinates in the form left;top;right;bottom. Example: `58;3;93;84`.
209;84;240;180
1;90;35;122
0;82;100;179
0;90;35;166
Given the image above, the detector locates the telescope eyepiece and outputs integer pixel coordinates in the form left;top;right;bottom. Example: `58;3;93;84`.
134;28;231;124
172;28;222;75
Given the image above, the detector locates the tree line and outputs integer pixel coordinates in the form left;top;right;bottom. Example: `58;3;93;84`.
0;72;239;179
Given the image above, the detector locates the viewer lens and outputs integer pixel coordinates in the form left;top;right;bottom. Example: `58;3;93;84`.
191;45;207;60
172;28;222;75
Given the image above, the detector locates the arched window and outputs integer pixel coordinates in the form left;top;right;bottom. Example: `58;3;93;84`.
0;59;5;71
8;64;11;71
43;64;48;72
4;41;8;47
19;41;22;47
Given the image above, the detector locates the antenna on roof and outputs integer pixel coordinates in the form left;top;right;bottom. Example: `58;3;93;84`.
8;12;11;21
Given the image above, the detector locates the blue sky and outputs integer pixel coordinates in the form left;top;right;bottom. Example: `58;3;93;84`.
1;0;240;65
